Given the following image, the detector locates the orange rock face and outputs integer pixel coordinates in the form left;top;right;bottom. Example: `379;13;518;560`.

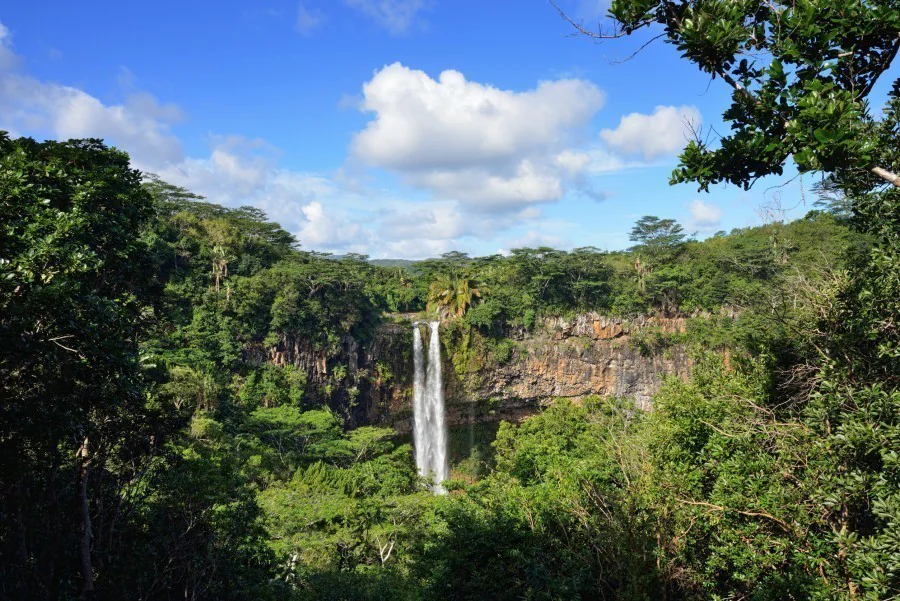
263;314;695;432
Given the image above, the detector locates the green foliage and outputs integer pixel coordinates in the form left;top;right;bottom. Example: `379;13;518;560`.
589;0;900;190
629;215;686;255
238;364;306;409
629;325;686;356
642;356;824;597
427;270;482;318
402;214;858;328
417;399;661;600
106;428;279;599
2;91;894;601
490;339;515;365
523;308;536;331
553;8;900;595
0;135;172;598
0;135;419;598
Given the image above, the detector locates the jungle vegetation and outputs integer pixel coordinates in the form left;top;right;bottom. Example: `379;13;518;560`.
2;0;899;597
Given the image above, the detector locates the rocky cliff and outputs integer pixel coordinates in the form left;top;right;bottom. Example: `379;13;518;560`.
263;314;693;432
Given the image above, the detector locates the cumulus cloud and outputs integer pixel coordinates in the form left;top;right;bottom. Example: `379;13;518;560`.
354;64;604;171
0;21;616;258
555;150;592;174
343;0;429;34
297;201;370;247
576;186;611;203
600;105;701;160
379;203;541;242
351;63;605;211
0;22;18;71
0;40;184;168
504;230;565;250
296;2;326;35
688;199;722;231
154;137;370;250
154;137;495;257
379;204;467;241
156;142;271;203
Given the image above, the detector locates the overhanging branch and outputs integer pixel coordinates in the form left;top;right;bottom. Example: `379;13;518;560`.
871;166;900;188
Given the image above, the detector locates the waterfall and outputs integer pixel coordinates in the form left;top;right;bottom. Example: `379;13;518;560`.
412;324;428;481
412;321;449;493
426;321;449;492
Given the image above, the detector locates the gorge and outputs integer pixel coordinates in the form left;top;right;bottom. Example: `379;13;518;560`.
5;0;899;593
6;137;893;599
264;312;697;433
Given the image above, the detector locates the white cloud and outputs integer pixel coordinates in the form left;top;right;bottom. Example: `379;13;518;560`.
384;237;456;258
0;21;641;259
0;22;18;71
0;22;557;259
3;80;184;168
576;186;611;202
409;161;563;209
379;204;466;240
0;23;19;76
296;2;326;35
352;63;605;211
555;150;592;174
378;203;541;242
146;130;552;258
153;137;456;256
354;64;604;171
343;0;429;34
0;52;184;168
600;105;701;160
688;199;722;231
297;201;370;248
504;230;565;250
158;146;268;202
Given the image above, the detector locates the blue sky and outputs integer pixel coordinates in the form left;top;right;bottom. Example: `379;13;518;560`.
0;0;817;258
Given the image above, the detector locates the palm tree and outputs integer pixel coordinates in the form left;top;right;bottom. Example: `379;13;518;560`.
211;244;230;293
427;271;482;318
634;256;649;294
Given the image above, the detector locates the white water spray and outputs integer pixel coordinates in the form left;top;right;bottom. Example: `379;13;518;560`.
412;324;428;480
412;321;449;493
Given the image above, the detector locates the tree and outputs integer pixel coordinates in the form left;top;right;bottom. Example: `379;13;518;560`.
629;216;686;256
555;0;900;191
627;217;687;312
559;3;900;597
0;139;283;600
427;271;482;318
0;134;159;598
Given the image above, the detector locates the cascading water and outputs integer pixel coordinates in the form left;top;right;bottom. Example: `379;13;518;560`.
426;321;449;491
412;321;449;493
412;324;428;482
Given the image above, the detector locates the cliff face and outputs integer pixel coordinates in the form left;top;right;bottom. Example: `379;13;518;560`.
265;314;692;432
464;314;689;409
249;324;413;428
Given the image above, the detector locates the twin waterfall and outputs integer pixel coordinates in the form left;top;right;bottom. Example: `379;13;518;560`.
412;322;449;494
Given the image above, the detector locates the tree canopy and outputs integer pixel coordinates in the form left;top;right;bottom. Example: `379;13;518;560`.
557;0;900;190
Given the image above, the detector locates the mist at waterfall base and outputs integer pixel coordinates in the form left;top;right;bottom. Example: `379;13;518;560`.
412;322;449;494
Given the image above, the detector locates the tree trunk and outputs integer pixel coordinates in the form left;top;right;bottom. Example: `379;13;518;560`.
871;166;900;188
77;437;94;600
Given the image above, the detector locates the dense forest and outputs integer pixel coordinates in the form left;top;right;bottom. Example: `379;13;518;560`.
3;0;900;599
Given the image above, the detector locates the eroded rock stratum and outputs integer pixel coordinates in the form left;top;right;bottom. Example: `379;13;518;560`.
259;313;693;431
